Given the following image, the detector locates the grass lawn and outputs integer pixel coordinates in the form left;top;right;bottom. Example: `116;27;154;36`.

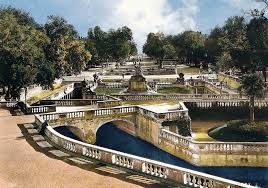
101;79;123;82
27;84;66;105
177;67;200;74
218;74;241;89
191;120;225;141
95;87;125;95
157;86;192;94
191;130;216;141
208;120;268;142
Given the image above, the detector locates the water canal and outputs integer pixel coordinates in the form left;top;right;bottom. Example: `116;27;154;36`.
55;124;268;187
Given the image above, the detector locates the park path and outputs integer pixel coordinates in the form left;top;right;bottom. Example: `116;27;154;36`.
0;109;143;188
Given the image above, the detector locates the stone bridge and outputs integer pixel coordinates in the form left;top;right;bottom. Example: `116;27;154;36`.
37;101;268;168
39;103;189;145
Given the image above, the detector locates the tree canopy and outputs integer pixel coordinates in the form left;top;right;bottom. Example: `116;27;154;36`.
143;31;206;68
0;7;91;100
85;26;137;65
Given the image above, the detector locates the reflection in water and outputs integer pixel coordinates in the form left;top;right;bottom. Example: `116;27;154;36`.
54;125;268;187
96;124;268;188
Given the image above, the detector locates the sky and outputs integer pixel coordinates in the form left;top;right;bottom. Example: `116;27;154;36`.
0;0;265;52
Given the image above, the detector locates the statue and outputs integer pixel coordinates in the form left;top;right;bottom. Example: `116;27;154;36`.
134;65;143;76
177;72;185;85
81;79;96;99
93;73;99;83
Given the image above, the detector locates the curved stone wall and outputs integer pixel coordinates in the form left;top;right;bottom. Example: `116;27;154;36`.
40;121;254;188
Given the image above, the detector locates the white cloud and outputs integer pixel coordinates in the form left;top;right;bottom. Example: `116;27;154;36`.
3;0;199;52
97;0;199;52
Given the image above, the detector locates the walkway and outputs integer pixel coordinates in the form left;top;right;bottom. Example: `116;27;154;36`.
0;110;149;188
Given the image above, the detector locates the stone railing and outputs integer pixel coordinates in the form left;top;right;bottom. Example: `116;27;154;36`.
39;106;138;121
39;103;188;123
98;82;128;88
160;129;268;154
185;100;268;108
26;104;56;114
0;101;18;108
39;99;100;106
34;115;255;188
113;94;247;101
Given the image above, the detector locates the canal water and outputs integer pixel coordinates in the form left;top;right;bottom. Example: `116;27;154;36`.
55;124;268;187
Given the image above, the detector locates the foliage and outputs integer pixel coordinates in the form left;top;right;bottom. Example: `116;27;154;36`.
0;7;91;100
143;32;177;67
162;116;192;136
240;73;265;97
209;120;268;142
157;86;192;94
85;26;137;65
45;16;91;77
143;31;206;67
0;8;49;99
218;74;241;89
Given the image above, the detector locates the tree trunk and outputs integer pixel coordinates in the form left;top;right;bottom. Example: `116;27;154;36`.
159;59;163;69
24;87;28;104
262;67;267;82
249;95;255;122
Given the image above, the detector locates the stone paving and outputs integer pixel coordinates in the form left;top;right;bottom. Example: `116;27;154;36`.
0;109;181;188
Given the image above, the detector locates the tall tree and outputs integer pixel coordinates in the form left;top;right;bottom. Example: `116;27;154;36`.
143;32;176;68
240;74;265;121
0;8;49;99
247;14;268;81
85;26;136;66
45;16;91;77
177;31;206;67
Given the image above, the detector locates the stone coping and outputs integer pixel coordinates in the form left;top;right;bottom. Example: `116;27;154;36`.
161;129;268;145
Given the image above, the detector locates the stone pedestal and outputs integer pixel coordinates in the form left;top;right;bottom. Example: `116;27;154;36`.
128;75;148;93
127;65;148;93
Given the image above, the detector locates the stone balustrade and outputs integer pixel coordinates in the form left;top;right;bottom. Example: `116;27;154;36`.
98;82;128;88
113;94;247;101
185;100;268;108
112;94;268;108
160;129;268;154
0;101;17;108
36;115;254;188
39;106;137;121
26;105;56;114
39;99;100;106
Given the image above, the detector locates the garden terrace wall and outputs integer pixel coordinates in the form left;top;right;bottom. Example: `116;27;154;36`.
0;101;18;108
112;94;246;101
185;101;268;120
39;99;100;106
159;129;268;167
34;115;255;188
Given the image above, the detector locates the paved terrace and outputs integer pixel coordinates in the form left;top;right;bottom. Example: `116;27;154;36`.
0;109;175;188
